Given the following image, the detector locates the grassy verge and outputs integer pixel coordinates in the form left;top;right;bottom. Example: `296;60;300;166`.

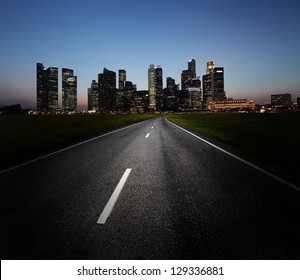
168;113;300;182
0;114;158;168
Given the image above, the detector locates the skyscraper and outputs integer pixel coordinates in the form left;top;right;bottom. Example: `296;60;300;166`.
212;67;225;101
148;64;156;110
202;62;225;107
118;69;126;90
117;69;127;110
62;68;77;112
155;66;163;92
206;61;215;74
37;63;47;111
188;77;202;110
46;67;58;110
202;74;212;107
155;65;163;110
123;81;137;111
88;80;99;111
98;68;116;112
181;59;196;90
181;69;194;90
165;77;178;110
188;58;196;78
36;63;58;112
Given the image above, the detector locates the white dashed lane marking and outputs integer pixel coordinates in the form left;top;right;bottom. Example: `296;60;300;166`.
97;168;132;224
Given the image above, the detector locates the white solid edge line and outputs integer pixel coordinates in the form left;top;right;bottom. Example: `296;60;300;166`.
97;168;132;224
167;118;299;192
145;133;150;138
0;121;145;175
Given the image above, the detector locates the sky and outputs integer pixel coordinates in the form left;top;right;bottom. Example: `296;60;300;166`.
0;0;300;109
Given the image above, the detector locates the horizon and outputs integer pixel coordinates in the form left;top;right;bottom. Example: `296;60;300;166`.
1;0;299;109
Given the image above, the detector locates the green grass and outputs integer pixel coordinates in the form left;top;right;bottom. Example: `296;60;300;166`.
0;114;158;167
168;113;300;179
1;113;299;183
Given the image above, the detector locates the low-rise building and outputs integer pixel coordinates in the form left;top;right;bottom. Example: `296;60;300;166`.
208;98;255;111
271;93;292;108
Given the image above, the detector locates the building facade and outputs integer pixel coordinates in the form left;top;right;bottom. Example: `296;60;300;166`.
202;74;213;107
212;67;225;101
208;99;255;111
62;68;77;112
165;77;178;110
87;80;99;111
181;58;197;90
202;62;225;107
118;69;126;90
188;77;202;110
271;93;292;108
148;64;156;110
155;65;164;111
188;58;196;78
206;61;215;74
36;63;58;112
181;69;194;90
98;68;116;112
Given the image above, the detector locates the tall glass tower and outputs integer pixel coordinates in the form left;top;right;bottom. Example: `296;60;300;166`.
212;67;225;101
98;68;116;112
148;64;156;110
36;63;58;112
202;62;225;106
87;80;99;111
37;63;47;111
118;69;126;90
188;58;196;78
181;59;196;90
47;67;58;110
155;65;163;110
62;68;77;112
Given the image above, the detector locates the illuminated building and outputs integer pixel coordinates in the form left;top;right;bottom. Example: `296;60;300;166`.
188;87;202;109
36;63;58;112
202;74;212;107
212;67;225;101
206;61;215;74
116;70;126;109
165;77;178;110
271;93;292;108
37;63;47;111
177;90;189;110
188;58;196;78
98;68;116;112
155;65;164;110
208;99;255;111
188;77;202;109
181;58;197;90
181;69;194;90
148;64;156;110
133;90;148;112
202;62;225;107
88;80;99;111
123;81;137;111
118;69;126;90
62;68;77;112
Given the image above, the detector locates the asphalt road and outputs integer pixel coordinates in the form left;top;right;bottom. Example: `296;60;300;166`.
1;117;300;260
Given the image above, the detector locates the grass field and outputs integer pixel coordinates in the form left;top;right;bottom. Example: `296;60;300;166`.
168;113;300;182
1;113;299;184
0;114;157;168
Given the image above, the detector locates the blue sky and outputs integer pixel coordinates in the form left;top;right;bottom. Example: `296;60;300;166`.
0;0;299;108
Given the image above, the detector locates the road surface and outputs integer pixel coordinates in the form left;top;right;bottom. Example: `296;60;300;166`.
1;117;300;259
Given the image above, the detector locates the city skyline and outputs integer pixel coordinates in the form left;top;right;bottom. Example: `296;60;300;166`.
1;0;300;109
